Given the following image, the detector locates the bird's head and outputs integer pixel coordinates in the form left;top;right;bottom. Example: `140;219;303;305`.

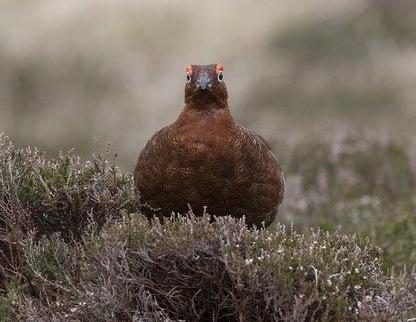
184;64;228;108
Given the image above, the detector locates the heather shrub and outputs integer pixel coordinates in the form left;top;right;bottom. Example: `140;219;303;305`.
0;134;137;290
284;135;416;225
282;134;416;270
0;134;416;321
9;215;416;321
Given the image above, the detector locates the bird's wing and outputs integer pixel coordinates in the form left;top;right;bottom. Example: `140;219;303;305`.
235;123;285;202
133;125;170;186
236;124;273;151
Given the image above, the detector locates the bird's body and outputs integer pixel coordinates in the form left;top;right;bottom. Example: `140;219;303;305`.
134;64;284;227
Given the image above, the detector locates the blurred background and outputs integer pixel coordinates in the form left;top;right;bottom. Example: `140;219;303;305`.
1;0;416;268
1;0;415;169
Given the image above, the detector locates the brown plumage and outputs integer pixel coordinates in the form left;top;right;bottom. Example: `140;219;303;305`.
134;64;285;227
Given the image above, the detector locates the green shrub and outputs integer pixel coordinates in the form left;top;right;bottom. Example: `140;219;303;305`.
0;297;13;322
0;134;137;290
282;134;416;270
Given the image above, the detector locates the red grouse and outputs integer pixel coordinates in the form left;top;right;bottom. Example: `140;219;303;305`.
134;64;285;227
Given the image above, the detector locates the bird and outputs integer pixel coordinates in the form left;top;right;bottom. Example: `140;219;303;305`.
134;64;285;228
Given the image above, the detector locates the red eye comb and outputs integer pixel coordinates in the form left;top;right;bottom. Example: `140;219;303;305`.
216;64;224;74
185;65;193;76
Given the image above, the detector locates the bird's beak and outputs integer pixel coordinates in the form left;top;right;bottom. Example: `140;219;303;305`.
197;76;212;90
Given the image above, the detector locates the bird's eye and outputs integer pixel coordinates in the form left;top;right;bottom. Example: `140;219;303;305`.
218;71;224;82
186;73;191;83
